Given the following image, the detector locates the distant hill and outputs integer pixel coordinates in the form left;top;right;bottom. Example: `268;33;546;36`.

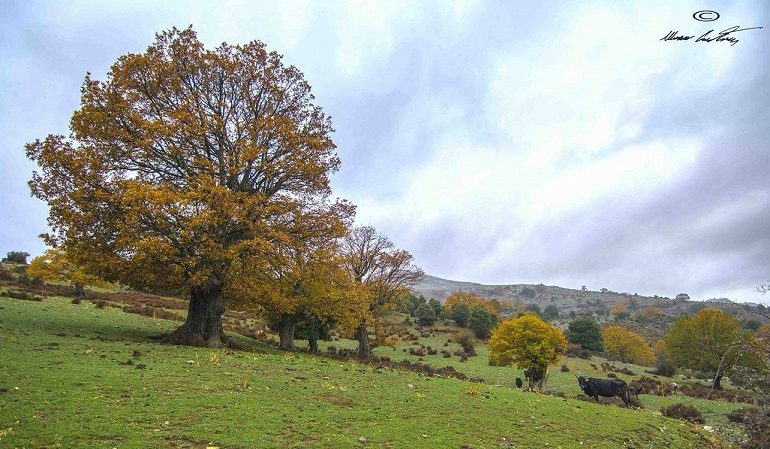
413;274;767;329
414;274;658;305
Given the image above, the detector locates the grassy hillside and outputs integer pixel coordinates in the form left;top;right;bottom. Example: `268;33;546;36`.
0;294;733;449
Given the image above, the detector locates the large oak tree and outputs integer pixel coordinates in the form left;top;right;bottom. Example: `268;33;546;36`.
26;27;352;347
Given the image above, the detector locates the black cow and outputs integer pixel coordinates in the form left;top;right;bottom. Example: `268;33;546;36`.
515;378;523;389
577;376;631;407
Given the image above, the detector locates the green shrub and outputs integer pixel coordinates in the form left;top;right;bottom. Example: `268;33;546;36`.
428;298;443;318
450;303;470;327
543;304;559;321
661;403;704;424
524;303;542;317
415;303;437;326
520;287;536;298
742;402;770;449
2;251;30;264
467;306;497;339
564;343;582;358
654;353;676;377
567;317;604;351
452;330;477;356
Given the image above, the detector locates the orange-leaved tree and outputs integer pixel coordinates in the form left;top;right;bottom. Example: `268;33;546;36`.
601;325;654;366
488;313;566;390
27;248;112;296
341;226;423;359
227;208;352;350
443;291;499;317
26;27;353;347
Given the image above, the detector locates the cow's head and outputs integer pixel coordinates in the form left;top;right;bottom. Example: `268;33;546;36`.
577;375;588;391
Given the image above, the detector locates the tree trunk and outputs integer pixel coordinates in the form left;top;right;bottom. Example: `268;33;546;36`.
308;337;319;353
278;314;297;350
357;324;371;359
712;374;723;390
165;283;228;348
74;283;85;297
526;367;546;391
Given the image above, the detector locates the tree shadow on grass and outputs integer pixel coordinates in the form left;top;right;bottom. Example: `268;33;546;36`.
1;297;274;353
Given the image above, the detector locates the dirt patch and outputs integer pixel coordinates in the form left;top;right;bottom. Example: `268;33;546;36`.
315;392;357;407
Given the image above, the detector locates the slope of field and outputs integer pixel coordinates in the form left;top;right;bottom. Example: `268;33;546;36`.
0;296;729;449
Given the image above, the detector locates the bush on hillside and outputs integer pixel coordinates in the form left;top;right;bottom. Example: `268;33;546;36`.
2;289;41;301
564;343;583;358
0;267;14;281
520;287;536;298
450;303;470;327
742;402;770;449
452;330;477;356
416;302;437;326
654;353;676;377
2;251;30;264
727;407;760;424
428;298;443;319
467;306;498;339
660;403;705;424
403;293;426;316
567;317;604;351
524;303;542;317
543;304;559;321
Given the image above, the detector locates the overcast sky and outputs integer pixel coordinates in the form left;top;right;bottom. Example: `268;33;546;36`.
2;1;768;303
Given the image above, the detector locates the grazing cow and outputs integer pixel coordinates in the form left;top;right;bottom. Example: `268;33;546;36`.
515;378;523;389
577;376;631;407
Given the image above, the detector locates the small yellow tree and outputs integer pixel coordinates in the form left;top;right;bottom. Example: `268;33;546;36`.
602;325;654;366
488;313;567;390
27;248;111;296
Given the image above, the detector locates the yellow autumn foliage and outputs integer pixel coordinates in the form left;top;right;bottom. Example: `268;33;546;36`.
602;325;654;366
488;314;566;371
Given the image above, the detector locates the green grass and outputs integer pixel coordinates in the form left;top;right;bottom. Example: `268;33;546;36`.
0;297;731;449
298;316;750;442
